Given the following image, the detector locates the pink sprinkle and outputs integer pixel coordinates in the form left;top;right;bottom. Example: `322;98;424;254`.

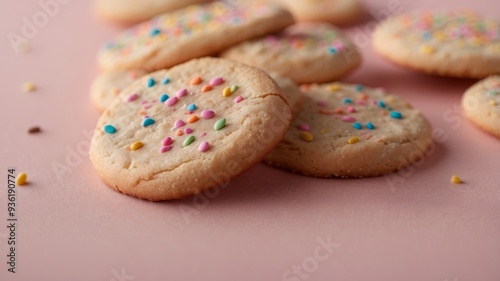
318;101;327;107
176;89;188;98
174;119;185;128
356;100;365;105
342;116;356;122
125;93;138;102
184;128;193;134
140;100;148;105
144;105;152;109
162;137;173;146
143;115;149;119
201;110;215;119
346;106;356;113
234;96;243;103
198;141;210;152
165;96;178;106
160;146;172;153
210;77;224;86
201;132;207;137
297;124;310;131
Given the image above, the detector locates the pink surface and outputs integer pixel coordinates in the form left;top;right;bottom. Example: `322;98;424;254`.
1;0;500;280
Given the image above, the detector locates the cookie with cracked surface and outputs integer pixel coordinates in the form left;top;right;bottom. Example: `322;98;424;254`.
462;75;500;138
373;11;500;78
94;0;210;24
265;83;433;178
90;70;147;112
221;23;361;84
90;58;292;201
274;0;363;26
98;1;294;72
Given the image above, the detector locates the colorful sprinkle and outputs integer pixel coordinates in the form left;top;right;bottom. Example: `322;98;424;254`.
378;101;386;108
174;119;185;128
175;130;184;136
234;96;243;103
126;93;139;102
390;111;403;119
183;136;196;147
165;96;178;106
186;104;197;111
222;87;232;97
299;132;314;142
198;141;210;152
201;85;213;92
103;125;116;134
162;137;173;146
190;76;202;85
161;78;170;84
451;175;463;184
327;84;340;91
347;137;359;144
352;122;362;130
146;78;155;88
214;118;226;131
342;116;356;122
365;122;375;130
130;141;143;150
420;44;435;54
346;106;356;113
231;85;239;93
184;128;193;134
176;89;188;98
354;85;364;92
16;173;27;186
187;115;199;123
201;110;215;119
150;28;161;37
160;94;169;102
342;98;352;104
160;146;172;153
22;82;36;92
210;77;224;86
490;100;497;106
28;126;41;134
297;124;310;131
142;118;155;127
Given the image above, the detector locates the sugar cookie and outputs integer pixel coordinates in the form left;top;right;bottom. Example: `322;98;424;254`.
265;83;433;177
462;75;500;138
90;58;292;201
373;11;500;78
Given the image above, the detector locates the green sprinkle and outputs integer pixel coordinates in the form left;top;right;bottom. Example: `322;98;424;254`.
183;136;195;147
230;85;238;93
214;118;226;131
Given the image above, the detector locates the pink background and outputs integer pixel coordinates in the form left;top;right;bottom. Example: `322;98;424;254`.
1;0;499;280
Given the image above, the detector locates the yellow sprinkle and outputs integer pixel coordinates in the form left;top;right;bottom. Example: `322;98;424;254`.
22;82;36;92
16;173;27;186
490;100;497;106
451;175;463;184
130;141;143;151
299;132;314;142
347;137;359;144
327;83;341;91
320;129;328;134
222;87;232;97
419;45;434;55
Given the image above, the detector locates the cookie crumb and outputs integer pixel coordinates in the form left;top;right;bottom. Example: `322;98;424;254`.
28;126;41;134
22;82;36;92
16;173;27;186
451;175;463;184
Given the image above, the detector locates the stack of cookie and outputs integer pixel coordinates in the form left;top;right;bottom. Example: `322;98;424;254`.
89;0;499;201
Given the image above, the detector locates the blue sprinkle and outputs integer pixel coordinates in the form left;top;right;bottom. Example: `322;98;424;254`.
354;85;364;92
378;100;386;108
160;94;169;102
328;47;337;54
150;28;161;37
488;90;499;96
103;125;116;134
161;77;170;85
147;78;155;88
422;31;431;40
390;111;403;119
186;104;196;111
142;118;155;127
342;98;352;104
365;122;375;130
352;122;362;130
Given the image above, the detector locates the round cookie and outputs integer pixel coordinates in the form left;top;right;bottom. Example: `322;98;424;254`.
98;2;294;72
265;83;433;178
373;11;500;78
89;58;292;201
90;70;147;112
462;75;500;138
94;0;210;24
274;0;363;26
221;23;361;84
